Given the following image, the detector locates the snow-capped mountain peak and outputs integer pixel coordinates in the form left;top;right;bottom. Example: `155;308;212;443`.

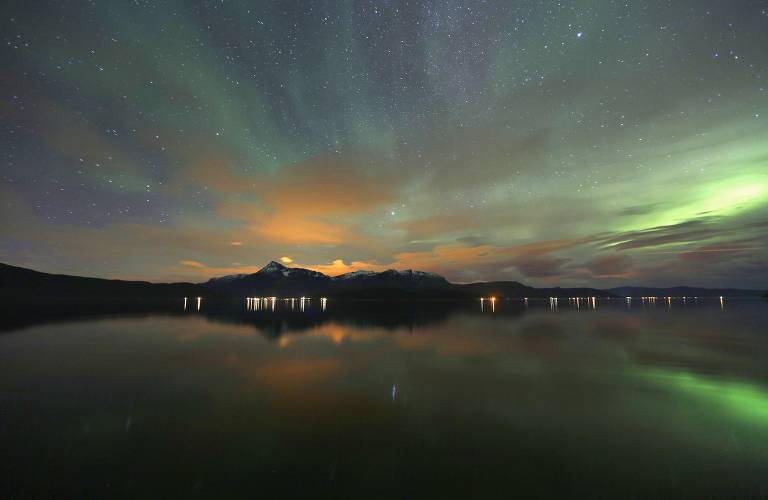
333;270;378;280
258;260;290;274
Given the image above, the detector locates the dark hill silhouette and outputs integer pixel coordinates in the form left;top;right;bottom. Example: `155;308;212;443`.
205;260;332;296
1;261;764;301
205;261;461;298
609;286;765;298
0;262;203;299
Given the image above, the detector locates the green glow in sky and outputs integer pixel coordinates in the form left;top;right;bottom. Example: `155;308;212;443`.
0;1;766;286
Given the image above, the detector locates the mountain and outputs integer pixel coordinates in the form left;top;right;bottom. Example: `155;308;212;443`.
0;262;202;299
333;268;451;290
1;261;764;300
205;261;454;298
202;262;609;298
205;261;331;296
608;286;766;298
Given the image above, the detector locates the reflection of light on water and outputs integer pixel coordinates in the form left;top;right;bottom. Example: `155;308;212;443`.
349;295;749;314
242;296;324;312
183;297;187;310
567;297;596;310
639;368;768;426
640;296;658;308
196;297;202;311
479;297;496;312
391;384;397;401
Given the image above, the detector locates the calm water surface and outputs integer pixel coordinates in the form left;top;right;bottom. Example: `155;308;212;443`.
1;298;768;498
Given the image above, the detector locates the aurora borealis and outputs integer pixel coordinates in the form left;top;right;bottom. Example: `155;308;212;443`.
1;1;766;286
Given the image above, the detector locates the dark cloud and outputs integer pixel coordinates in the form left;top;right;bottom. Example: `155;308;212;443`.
598;218;726;251
586;255;635;279
515;256;569;278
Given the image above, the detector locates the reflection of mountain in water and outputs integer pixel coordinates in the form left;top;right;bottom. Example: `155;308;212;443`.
0;297;178;334
202;300;492;338
1;297;509;337
5;294;754;338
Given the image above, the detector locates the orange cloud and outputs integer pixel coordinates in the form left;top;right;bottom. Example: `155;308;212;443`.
254;214;349;244
382;239;583;280
179;259;206;268
392;244;498;269
176;260;264;278
291;239;582;279
300;258;385;275
174;257;381;280
216;153;397;245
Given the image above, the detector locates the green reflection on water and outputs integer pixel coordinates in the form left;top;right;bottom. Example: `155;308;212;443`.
639;368;768;426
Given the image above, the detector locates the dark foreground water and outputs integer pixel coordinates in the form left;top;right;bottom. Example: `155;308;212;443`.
1;297;768;498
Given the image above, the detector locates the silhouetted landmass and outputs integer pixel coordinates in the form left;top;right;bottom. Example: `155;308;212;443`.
0;262;204;299
461;281;615;298
204;261;455;297
609;286;766;298
202;261;614;298
1;261;764;304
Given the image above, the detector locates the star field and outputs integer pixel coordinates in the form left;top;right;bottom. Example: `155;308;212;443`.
1;0;767;287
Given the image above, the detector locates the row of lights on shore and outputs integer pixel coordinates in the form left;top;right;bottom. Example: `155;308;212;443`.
480;295;727;311
246;296;327;312
626;296;725;310
182;296;329;312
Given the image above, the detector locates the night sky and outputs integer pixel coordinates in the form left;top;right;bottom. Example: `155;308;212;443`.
1;1;767;287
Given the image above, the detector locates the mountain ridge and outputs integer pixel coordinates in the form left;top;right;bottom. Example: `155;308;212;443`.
0;261;764;300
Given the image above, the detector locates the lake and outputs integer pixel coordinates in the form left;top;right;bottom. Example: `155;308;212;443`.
1;297;768;498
